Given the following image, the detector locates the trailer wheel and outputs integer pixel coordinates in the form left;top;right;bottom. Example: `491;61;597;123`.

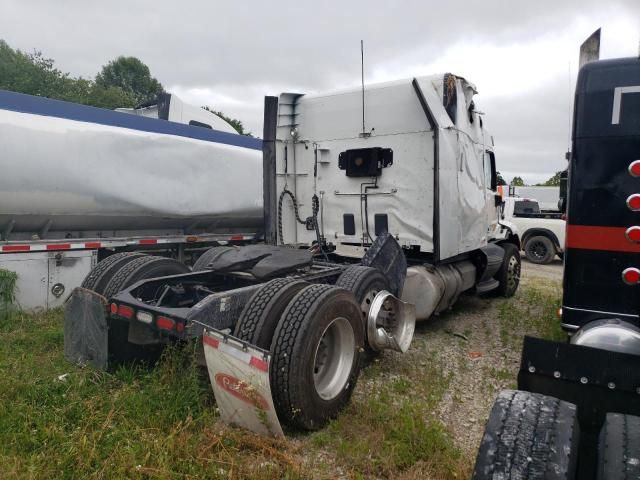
233;278;308;349
81;252;146;295
270;284;364;430
525;235;556;264
495;243;521;297
597;413;640;480
192;246;236;271
472;389;579;480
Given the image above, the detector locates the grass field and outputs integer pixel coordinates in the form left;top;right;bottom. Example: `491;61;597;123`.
0;277;563;479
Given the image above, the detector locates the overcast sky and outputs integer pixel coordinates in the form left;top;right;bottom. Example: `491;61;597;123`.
3;1;640;183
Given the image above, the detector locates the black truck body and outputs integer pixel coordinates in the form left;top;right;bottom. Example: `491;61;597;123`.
473;56;640;480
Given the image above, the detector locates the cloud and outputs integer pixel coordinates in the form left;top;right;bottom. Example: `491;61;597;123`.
2;0;639;181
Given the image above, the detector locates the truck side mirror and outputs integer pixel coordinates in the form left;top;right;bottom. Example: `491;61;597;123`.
558;170;568;213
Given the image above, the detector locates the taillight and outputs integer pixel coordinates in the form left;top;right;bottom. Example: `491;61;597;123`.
175;322;185;333
110;303;118;314
629;160;640;177
625;226;640;243
622;267;640;285
156;316;175;331
117;305;134;319
627;194;640;211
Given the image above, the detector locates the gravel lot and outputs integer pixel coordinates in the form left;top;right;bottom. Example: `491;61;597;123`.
310;258;565;478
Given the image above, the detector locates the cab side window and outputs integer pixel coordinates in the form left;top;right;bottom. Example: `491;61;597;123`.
484;150;497;191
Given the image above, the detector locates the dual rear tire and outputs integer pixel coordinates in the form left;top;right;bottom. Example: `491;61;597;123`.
234;279;365;430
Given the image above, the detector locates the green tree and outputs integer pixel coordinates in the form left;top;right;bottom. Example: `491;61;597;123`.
95;56;163;106
496;171;507;186
536;171;563;186
0;40;135;109
510;176;525;186
202;106;252;136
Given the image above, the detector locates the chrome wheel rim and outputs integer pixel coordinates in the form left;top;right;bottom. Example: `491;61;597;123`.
313;317;355;400
360;289;379;318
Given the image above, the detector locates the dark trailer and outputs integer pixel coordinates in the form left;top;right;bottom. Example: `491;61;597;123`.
473;54;640;479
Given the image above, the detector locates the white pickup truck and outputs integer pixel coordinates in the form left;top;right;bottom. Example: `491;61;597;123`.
501;196;565;264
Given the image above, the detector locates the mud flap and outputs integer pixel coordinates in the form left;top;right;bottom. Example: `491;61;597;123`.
203;329;284;437
63;287;108;369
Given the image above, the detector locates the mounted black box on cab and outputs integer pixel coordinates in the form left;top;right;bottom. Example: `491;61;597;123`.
338;147;393;177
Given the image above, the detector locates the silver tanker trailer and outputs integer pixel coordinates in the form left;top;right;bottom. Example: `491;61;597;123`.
0;90;262;309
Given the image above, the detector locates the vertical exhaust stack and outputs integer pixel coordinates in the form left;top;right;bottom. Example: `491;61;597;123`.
579;28;601;68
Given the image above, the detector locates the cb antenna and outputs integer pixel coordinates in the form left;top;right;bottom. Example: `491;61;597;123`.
361;40;366;136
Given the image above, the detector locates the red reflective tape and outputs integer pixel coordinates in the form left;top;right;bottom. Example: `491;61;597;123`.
229;235;244;241
249;356;269;372
2;245;30;252
84;242;101;249
139;239;158;245
566;225;640;253
46;243;71;251
203;335;220;349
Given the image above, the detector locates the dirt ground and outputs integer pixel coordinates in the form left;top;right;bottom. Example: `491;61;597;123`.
314;257;565;478
422;259;563;453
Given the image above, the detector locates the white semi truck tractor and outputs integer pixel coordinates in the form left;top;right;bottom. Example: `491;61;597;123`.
66;72;521;433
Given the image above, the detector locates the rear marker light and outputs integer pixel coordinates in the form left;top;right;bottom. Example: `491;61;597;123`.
630;160;640;177
625;226;640;243
622;267;640;285
136;311;153;324
157;316;175;331
117;305;134;319
175;322;185;333
110;303;118;315
628;195;640;211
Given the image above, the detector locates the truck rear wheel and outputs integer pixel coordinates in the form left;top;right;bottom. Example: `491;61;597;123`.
81;252;146;295
192;246;236;271
335;265;389;352
495;243;521;297
473;389;579;480
270;284;364;430
233;278;308;349
525;235;556;264
335;265;389;319
597;413;640;480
